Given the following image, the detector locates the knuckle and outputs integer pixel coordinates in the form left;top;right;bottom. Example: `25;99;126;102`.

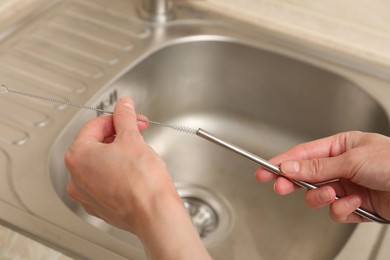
329;206;342;222
84;206;97;217
66;182;79;201
64;141;89;172
64;144;80;171
304;190;318;209
329;211;341;222
307;158;324;179
64;150;73;169
329;202;348;223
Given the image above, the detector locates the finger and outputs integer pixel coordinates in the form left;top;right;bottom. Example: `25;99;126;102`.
81;204;98;217
304;186;336;209
101;114;149;144
136;114;149;131
255;167;277;182
255;155;288;182
280;154;356;183
273;177;297;195
255;132;351;183
329;195;364;223
274;132;352;164
74;116;115;143
113;97;141;142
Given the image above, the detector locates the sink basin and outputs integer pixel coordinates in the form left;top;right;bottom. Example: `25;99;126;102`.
49;40;389;259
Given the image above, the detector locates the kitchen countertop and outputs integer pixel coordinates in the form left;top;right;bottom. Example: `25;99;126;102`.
1;0;390;259
193;0;390;70
0;0;48;32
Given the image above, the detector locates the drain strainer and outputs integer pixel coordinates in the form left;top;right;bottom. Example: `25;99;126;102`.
182;197;218;238
176;183;234;246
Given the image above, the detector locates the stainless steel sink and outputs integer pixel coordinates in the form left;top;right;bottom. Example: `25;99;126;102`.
49;40;388;259
1;0;389;259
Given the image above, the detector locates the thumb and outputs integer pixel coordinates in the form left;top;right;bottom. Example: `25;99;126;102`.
280;155;354;183
113;97;140;142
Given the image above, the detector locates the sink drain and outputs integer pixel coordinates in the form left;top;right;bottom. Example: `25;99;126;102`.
176;183;233;246
182;197;218;238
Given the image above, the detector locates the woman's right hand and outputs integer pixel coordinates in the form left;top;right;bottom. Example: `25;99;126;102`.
256;131;390;223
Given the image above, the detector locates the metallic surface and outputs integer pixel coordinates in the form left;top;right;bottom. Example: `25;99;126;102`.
196;128;390;224
0;0;390;259
141;0;173;22
49;40;389;259
182;197;219;238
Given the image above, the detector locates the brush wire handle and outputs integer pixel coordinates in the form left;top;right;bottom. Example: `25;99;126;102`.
196;128;390;224
0;85;198;133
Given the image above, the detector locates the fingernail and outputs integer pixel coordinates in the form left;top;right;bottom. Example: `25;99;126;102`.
123;102;134;109
121;98;134;109
281;161;300;175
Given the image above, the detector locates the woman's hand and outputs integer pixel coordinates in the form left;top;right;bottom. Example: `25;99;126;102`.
256;131;390;223
65;97;211;260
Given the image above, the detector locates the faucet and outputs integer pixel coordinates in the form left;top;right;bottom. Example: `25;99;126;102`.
141;0;174;22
